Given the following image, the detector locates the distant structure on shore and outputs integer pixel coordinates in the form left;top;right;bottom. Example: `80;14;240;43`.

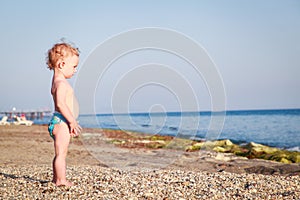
0;108;52;120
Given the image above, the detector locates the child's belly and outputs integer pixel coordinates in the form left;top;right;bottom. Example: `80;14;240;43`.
67;94;79;119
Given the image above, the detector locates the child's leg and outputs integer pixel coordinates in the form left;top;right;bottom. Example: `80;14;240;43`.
52;123;72;186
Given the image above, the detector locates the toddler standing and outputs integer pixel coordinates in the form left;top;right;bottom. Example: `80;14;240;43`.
46;42;82;186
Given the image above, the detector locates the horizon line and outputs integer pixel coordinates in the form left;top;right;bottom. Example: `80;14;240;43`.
79;107;300;116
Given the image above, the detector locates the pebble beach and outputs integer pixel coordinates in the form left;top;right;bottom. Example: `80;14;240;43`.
1;165;300;199
0;125;299;199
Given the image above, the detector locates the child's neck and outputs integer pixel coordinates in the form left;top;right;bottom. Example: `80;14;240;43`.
54;69;66;79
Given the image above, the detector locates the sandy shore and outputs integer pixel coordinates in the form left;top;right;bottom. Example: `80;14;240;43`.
0;125;299;199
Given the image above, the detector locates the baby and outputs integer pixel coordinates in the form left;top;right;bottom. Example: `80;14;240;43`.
46;42;82;186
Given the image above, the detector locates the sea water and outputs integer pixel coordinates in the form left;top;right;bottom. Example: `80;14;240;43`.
35;109;300;150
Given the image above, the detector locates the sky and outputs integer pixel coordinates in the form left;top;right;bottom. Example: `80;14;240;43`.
0;0;299;114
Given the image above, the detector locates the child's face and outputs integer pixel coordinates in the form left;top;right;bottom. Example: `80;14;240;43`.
60;55;79;79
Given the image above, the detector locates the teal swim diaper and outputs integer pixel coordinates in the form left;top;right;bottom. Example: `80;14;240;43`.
48;112;68;139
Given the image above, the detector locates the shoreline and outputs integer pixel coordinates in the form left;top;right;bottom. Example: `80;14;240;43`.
30;107;300;150
85;127;300;164
0;125;299;199
0;125;299;172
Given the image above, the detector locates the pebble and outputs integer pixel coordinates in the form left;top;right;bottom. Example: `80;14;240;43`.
0;164;299;199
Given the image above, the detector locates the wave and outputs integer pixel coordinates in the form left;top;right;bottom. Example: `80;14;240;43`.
286;146;300;152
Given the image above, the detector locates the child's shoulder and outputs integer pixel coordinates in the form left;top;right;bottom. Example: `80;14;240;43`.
52;78;72;93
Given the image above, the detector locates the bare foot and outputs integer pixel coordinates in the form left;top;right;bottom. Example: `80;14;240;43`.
53;180;73;187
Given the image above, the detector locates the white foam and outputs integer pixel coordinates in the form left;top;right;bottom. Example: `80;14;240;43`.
287;146;300;152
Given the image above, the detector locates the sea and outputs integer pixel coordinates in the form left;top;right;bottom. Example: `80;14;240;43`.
34;109;300;151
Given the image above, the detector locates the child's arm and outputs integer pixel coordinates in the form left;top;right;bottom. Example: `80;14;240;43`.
53;81;81;135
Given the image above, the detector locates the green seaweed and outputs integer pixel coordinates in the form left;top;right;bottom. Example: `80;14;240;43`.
102;128;300;164
185;139;300;163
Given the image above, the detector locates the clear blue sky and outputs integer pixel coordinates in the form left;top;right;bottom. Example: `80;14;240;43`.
0;0;299;113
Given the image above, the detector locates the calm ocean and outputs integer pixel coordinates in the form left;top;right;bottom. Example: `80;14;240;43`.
36;109;300;151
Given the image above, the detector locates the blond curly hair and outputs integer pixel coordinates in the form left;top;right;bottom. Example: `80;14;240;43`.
46;42;80;70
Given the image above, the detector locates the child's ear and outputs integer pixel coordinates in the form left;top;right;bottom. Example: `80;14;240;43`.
58;61;65;69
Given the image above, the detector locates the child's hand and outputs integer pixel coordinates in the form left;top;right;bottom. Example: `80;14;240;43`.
69;121;82;137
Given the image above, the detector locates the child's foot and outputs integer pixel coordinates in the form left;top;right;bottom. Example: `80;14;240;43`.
53;180;73;187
